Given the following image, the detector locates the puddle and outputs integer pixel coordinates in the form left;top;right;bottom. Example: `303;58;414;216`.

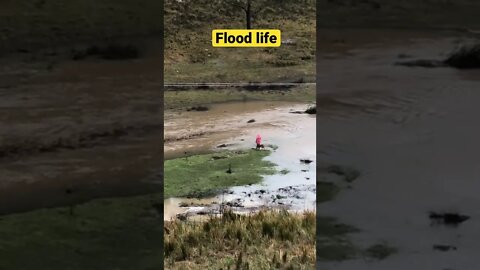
164;101;316;220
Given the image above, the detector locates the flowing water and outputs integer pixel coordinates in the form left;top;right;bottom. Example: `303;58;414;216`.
164;101;316;220
317;31;480;269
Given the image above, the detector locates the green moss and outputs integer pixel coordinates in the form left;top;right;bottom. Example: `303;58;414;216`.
0;194;163;270
164;150;276;198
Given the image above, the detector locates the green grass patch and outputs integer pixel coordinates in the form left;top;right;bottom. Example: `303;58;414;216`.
0;193;162;270
164;150;276;198
164;210;316;269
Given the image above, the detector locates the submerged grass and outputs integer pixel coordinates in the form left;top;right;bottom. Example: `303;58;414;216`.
164;210;316;270
164;150;276;198
317;165;397;262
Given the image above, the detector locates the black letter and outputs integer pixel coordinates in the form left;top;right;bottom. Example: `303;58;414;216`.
216;32;223;43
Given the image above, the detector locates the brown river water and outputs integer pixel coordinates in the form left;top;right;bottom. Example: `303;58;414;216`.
317;30;480;269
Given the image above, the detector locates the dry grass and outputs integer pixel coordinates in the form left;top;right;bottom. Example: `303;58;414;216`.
164;210;316;270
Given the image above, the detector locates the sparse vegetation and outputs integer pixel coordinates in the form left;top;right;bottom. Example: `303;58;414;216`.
164;210;316;269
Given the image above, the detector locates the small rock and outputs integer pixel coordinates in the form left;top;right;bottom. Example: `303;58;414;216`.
433;245;457;252
247;119;255;123
300;159;313;164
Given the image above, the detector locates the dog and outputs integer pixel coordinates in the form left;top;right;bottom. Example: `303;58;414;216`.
256;144;265;150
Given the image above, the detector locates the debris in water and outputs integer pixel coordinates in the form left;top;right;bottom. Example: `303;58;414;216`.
429;212;470;227
445;44;480;69
300;159;313;164
433;245;457;252
327;165;360;182
187;106;209;112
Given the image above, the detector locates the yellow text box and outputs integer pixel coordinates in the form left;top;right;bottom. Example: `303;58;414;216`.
212;29;281;47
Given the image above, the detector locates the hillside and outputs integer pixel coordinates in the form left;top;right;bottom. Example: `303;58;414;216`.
164;0;316;83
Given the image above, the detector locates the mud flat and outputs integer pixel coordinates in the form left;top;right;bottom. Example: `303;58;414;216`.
317;30;480;269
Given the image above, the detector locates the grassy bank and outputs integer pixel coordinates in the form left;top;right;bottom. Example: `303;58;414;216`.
0;193;162;270
164;150;276;198
165;0;315;83
164;84;315;110
164;210;316;269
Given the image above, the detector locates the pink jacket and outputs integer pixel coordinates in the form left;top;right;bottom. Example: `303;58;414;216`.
256;134;262;144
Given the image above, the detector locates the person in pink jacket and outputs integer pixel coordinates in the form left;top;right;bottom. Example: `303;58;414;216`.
255;134;264;149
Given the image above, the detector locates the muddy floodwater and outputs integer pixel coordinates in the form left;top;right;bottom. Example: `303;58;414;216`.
164;101;316;220
0;40;163;214
318;30;480;269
